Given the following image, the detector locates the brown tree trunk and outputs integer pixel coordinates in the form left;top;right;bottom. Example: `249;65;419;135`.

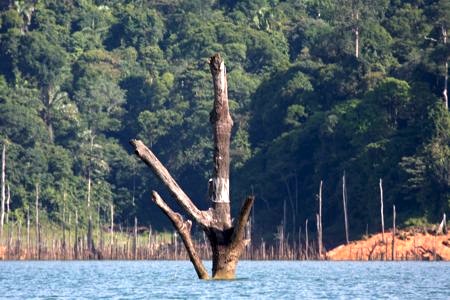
130;54;254;279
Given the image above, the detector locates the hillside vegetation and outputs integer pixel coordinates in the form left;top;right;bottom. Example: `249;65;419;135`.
0;0;449;246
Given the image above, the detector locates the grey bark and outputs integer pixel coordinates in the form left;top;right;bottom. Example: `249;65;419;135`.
442;26;448;110
342;172;349;244
35;183;40;259
392;205;396;261
317;180;323;258
131;54;254;279
379;178;385;242
1;142;6;237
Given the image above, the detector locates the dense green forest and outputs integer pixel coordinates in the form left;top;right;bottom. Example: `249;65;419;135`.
0;0;449;247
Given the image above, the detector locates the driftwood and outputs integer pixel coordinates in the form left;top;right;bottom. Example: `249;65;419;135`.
130;54;254;279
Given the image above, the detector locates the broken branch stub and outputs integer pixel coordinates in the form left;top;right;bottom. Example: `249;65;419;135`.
151;191;209;279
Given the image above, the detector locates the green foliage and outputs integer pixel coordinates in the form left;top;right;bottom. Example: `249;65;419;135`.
0;0;449;243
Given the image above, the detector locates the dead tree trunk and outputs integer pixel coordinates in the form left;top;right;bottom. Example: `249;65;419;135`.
62;203;66;258
133;216;137;260
305;218;309;260
35;183;40;259
86;147;95;258
27;207;30;258
442;25;448;110
437;213;447;234
392;204;396;261
130;54;254;279
317;180;323;259
6;183;10;225
342;172;349;244
354;12;360;59
379;178;385;243
74;209;79;259
1;142;6;238
110;203;114;259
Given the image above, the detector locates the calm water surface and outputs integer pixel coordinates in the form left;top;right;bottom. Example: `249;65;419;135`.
0;261;448;299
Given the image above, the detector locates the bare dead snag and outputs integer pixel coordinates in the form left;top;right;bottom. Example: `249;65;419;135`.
317;180;323;259
392;204;396;261
129;140;211;229
379;178;385;243
130;53;254;279
230;196;255;250
342;172;349;244
152;191;209;280
0;142;6;238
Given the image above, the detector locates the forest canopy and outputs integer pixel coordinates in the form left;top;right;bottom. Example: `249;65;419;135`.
0;0;449;245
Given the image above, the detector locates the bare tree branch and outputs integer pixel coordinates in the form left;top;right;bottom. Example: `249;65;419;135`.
130;139;212;228
152;191;209;280
230;196;255;250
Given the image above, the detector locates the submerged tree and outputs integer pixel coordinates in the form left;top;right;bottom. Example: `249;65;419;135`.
130;54;254;279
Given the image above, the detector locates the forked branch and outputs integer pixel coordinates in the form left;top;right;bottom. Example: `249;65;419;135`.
152;191;209;279
130;139;211;228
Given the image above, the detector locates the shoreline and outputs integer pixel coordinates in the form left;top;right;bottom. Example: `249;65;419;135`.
326;230;450;261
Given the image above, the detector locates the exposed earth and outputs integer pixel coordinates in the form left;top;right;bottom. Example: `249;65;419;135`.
327;230;450;261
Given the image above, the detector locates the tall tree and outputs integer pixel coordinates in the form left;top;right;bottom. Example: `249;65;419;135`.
74;55;126;256
131;54;254;279
17;31;69;142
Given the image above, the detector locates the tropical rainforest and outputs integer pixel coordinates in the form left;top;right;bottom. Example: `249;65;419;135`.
0;0;449;247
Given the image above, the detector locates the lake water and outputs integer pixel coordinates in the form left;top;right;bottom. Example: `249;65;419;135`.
0;261;448;299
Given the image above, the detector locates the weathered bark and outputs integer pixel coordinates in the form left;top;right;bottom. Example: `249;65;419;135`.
133;216;138;260
437;213;447;235
110;203;114;258
62;203;66;258
87;139;94;257
152;191;209;279
1;142;5;238
317;180;323;259
379;178;385;243
352;11;360;58
35;183;40;259
6;183;10;225
442;26;448;110
129;140;211;229
26;208;30;257
131;54;254;279
392;205;396;261
342;172;349;244
305;218;309;260
74;210;79;259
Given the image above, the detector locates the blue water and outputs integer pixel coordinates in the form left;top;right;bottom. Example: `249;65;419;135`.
0;261;448;299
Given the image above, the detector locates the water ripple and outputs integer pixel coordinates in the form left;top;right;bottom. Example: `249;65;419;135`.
0;260;448;299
